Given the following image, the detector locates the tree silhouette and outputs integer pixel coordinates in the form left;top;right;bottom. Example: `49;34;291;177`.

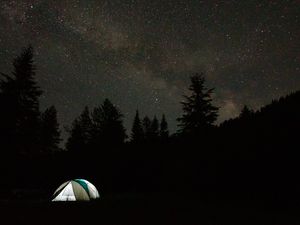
142;116;152;142
239;105;254;119
159;114;169;141
66;106;92;153
130;110;144;143
149;115;159;142
40;105;61;153
0;46;43;155
177;73;218;136
91;99;126;146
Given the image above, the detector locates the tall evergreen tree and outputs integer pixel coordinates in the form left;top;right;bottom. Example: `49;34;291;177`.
66;106;92;153
0;46;43;155
177;73;218;136
159;114;169;140
149;115;159;141
239;105;254;119
130;110;144;143
40;106;61;153
142;116;152;142
91;99;126;145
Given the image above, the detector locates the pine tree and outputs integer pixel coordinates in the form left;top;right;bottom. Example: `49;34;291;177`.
0;46;43;155
91;99;126;146
130;110;144;143
40;105;61;153
177;73;218;136
239;105;254;119
149;115;159;141
159;114;169;140
66;106;92;153
142;116;152;142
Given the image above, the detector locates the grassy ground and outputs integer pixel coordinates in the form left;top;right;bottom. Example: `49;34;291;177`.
1;194;299;225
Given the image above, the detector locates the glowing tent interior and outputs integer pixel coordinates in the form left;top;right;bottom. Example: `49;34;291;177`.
52;179;100;201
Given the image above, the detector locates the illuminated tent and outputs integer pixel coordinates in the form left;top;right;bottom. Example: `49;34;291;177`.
52;179;100;201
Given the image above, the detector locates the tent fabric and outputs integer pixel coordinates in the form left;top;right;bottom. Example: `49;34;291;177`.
74;179;89;195
52;179;100;201
71;180;90;201
52;181;69;198
86;180;100;199
53;182;76;201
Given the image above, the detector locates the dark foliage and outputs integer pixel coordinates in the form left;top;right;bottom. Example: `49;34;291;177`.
91;98;126;146
177;73;218;137
142;116;152;142
0;46;42;156
159;114;169;141
239;105;254;119
130;110;144;143
149;115;159;142
66;106;92;153
40;105;61;153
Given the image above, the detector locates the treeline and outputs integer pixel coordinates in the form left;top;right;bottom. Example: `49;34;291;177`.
0;46;168;156
65;105;170;153
0;46;221;155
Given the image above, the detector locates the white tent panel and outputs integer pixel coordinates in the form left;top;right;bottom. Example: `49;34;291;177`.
52;182;76;201
53;181;69;197
86;182;100;199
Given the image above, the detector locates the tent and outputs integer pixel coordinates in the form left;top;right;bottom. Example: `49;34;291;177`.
52;179;100;201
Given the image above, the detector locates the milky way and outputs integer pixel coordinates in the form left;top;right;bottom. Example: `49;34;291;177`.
0;0;299;139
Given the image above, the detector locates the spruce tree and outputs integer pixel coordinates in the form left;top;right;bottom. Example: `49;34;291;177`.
159;114;169;140
239;105;254;119
130;110;144;143
149;115;159;141
177;73;218;136
40;106;61;153
91;99;126;145
66;106;92;153
0;46;43;155
142;116;152;142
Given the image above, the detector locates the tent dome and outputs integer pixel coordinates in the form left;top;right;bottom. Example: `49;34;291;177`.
52;179;100;201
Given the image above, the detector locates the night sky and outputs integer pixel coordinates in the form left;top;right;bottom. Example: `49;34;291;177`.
0;0;299;138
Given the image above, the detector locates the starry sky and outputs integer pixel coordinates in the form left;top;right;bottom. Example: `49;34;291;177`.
0;0;299;138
